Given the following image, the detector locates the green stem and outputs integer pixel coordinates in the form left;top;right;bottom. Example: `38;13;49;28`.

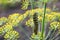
41;3;47;40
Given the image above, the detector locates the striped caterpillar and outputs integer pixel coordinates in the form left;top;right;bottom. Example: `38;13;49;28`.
33;13;38;34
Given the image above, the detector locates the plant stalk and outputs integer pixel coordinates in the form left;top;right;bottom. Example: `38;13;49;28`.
41;3;47;40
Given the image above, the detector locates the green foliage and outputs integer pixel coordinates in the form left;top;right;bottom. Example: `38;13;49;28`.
1;0;21;4
0;0;21;8
40;0;49;3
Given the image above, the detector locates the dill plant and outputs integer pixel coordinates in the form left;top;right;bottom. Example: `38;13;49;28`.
0;0;60;40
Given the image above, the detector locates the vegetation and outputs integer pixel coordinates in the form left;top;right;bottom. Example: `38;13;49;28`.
0;0;60;40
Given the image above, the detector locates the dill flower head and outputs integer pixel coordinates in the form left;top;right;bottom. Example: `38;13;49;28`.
0;23;13;36
8;13;20;20
28;8;43;17
0;27;4;35
38;16;43;22
0;13;20;40
8;19;20;26
0;17;7;25
18;14;27;22
50;12;60;21
31;32;45;40
8;13;21;26
7;13;28;27
4;30;19;40
25;8;51;18
23;12;29;18
18;15;23;21
45;14;56;22
50;22;60;30
46;8;51;13
26;18;34;27
29;10;36;16
21;0;29;10
3;23;13;33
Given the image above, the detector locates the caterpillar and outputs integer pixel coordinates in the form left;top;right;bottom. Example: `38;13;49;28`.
33;13;38;34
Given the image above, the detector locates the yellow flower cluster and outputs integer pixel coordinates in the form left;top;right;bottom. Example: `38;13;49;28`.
0;23;13;35
21;0;29;10
38;16;43;22
3;23;13;32
54;13;60;21
50;21;60;30
26;18;34;27
31;32;45;40
45;14;56;22
0;13;28;34
4;30;19;40
25;8;60;27
25;8;51;17
8;13;21;26
0;27;4;35
0;17;7;25
0;13;28;40
7;13;28;27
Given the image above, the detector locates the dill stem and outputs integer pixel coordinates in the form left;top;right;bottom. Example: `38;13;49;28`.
41;3;47;40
